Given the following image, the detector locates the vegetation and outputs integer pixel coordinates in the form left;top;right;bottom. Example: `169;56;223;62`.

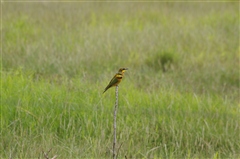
1;2;239;158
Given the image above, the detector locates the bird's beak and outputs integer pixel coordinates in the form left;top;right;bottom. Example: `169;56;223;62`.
122;68;128;72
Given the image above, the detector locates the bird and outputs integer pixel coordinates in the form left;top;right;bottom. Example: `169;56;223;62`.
103;68;128;93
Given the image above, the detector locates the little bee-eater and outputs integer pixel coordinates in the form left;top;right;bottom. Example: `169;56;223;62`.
103;68;128;93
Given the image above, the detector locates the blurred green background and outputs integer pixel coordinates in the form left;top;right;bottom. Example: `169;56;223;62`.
1;2;239;158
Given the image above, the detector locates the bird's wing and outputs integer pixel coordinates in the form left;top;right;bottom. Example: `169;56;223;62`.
103;75;118;93
108;74;119;86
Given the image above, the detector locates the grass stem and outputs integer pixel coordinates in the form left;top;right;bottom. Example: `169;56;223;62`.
113;85;119;159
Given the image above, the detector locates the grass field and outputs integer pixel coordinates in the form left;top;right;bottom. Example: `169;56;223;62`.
1;2;239;159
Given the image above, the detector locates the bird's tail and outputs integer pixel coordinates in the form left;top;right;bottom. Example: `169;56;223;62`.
103;85;111;93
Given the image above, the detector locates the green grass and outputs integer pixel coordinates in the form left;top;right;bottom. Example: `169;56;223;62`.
2;70;239;158
1;2;239;159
